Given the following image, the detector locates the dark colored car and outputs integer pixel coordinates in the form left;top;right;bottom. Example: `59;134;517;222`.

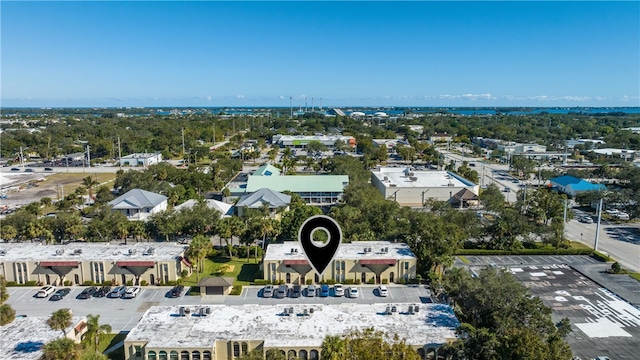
170;285;185;298
77;286;97;299
44;167;53;171
49;288;71;301
291;285;301;298
10;167;19;171
93;286;111;298
24;168;34;172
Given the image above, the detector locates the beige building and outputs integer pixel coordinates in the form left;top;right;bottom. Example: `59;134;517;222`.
0;243;189;286
263;241;417;285
124;303;459;360
371;167;479;207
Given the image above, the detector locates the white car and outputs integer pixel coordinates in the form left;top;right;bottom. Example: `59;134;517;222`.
123;286;140;299
377;285;389;297
35;286;55;298
333;284;344;297
348;287;359;298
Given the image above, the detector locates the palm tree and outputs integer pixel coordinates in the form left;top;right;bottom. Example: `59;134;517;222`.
320;335;345;360
216;217;245;257
47;308;72;337
129;221;147;242
82;176;99;201
187;235;211;280
84;314;112;353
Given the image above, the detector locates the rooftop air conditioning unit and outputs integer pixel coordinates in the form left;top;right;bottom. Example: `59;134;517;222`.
199;308;206;317
129;249;137;255
408;172;414;177
290;248;295;254
409;176;418;181
414;305;419;313
205;307;211;315
179;307;185;317
389;184;397;187
383;176;389;181
0;250;6;256
74;249;82;255
56;249;64;255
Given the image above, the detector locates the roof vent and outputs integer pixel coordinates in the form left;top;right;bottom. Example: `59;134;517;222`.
56;249;64;255
309;308;314;314
0;250;6;256
389;184;396;187
407;172;414;177
290;248;295;254
383;176;389;181
129;249;137;255
73;249;82;255
448;181;454;187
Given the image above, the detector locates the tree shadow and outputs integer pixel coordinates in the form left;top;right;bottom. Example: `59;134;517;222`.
238;264;260;283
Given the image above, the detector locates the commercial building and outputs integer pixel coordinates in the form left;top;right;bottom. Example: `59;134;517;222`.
120;153;163;167
109;189;168;221
0;242;189;286
124;303;458;360
242;175;349;206
272;135;356;149
550;175;606;197
371;167;479;207
263;241;416;285
1;315;87;360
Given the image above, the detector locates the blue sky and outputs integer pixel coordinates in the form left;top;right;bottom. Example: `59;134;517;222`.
1;1;638;107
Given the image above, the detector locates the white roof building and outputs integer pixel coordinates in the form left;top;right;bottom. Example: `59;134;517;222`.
124;303;458;359
371;167;479;207
174;199;234;218
1;316;87;360
119;153;163;167
272;135;356;148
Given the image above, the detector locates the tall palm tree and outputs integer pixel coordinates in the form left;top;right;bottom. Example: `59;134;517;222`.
82;176;99;200
84;314;112;353
47;308;72;337
187;235;211;280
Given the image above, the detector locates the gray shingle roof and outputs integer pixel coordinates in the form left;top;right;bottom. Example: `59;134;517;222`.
108;189;167;210
236;188;291;208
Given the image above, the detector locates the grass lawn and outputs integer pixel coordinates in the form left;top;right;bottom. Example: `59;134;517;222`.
183;255;262;287
567;241;593;251
41;172;117;201
630;273;640;282
79;332;126;359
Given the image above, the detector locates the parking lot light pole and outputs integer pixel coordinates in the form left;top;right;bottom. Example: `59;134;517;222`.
594;198;603;251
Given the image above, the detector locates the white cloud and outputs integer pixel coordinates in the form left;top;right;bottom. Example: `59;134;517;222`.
236;94;245;99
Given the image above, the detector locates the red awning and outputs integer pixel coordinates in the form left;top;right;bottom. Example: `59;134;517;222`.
39;261;79;267
116;261;155;267
283;259;309;266
359;259;396;265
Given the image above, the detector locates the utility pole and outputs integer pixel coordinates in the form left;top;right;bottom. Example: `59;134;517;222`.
117;136;122;170
19;147;24;168
290;96;293;118
86;145;91;168
594;198;603;251
181;128;186;157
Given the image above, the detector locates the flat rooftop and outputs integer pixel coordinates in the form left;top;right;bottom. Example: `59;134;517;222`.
126;303;459;349
510;264;640;360
1;316;83;360
372;167;475;188
0;242;187;262
263;241;416;262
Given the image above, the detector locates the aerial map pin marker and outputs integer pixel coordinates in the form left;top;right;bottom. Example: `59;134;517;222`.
298;215;342;276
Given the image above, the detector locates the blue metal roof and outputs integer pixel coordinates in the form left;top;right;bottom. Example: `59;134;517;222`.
550;175;605;191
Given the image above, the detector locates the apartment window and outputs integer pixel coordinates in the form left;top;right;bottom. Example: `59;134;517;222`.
169;351;178;360
309;350;319;360
159;351;167;360
147;351;157;360
300;350;308;360
202;351;212;360
192;350;200;360
241;342;248;355
233;342;240;357
134;346;142;358
180;351;189;360
163;263;169;283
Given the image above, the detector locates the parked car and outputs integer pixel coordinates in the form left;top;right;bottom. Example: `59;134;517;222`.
169;285;185;298
123;286;140;299
24;168;34;172
320;284;330;297
276;285;289;299
107;286;127;298
503;187;511;192
94;286;111;298
306;284;316;297
35;286;56;298
262;285;274;298
377;285;389;297
77;286;97;299
49;288;71;301
44;167;53;171
291;285;302;298
10;167;19;171
334;284;345;297
348;287;359;298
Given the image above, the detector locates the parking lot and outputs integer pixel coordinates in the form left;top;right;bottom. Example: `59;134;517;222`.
458;254;601;268
7;284;433;332
510;264;640;360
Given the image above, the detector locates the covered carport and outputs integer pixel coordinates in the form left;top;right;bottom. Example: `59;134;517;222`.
197;277;234;295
